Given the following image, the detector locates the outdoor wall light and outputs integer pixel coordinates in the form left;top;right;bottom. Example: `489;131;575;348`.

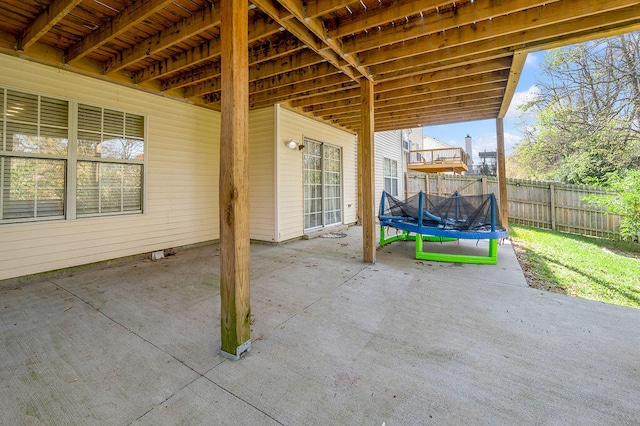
286;140;305;150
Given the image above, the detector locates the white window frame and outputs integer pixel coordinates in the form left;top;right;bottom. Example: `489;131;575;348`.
303;137;343;231
384;157;398;197
0;86;146;224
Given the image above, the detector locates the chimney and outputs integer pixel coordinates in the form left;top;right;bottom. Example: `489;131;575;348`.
465;134;473;171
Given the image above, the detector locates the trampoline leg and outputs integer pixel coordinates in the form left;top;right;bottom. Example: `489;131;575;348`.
489;239;498;259
415;235;499;265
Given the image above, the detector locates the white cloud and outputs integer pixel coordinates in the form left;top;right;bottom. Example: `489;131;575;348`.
504;85;540;121
465;131;522;164
525;52;541;68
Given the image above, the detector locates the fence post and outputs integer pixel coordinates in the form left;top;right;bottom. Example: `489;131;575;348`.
425;174;430;195
550;184;556;231
481;176;487;195
437;174;442;196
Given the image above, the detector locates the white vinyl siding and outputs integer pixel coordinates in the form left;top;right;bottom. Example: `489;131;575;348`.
0;55;219;281
375;130;404;202
277;106;356;241
249;107;275;241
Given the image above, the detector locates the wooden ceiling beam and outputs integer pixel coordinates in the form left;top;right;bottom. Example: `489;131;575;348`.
302;82;503;115
17;0;83;51
185;61;340;98
343;105;501;130
330;0;454;40
308;87;504;118
249;76;358;108
372;49;513;82
376;89;504;115
276;0;370;81
371;111;498;131
373;82;505;108
291;88;360;108
251;0;360;81
356;0;637;67
138;18;301;84
161;40;309;91
374;62;510;95
368;71;509;108
341;0;552;54
303;0;359;19
104;5;222;74
65;0;175;63
320;98;503;123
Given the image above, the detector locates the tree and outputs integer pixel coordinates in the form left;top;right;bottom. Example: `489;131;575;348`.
583;171;640;239
511;32;640;184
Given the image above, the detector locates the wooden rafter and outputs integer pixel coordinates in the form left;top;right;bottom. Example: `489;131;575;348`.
0;0;638;131
17;0;83;52
65;0;176;64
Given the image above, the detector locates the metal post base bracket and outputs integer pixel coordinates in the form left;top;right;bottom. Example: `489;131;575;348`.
221;340;251;361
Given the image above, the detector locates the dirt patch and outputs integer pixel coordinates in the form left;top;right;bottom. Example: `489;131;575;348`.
510;239;566;295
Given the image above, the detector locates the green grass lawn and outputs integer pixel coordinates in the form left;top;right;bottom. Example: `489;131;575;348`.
509;225;640;309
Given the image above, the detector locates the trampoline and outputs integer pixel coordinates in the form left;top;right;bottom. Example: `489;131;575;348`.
378;191;508;264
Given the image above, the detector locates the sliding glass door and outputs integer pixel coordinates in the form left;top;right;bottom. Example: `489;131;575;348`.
303;138;342;231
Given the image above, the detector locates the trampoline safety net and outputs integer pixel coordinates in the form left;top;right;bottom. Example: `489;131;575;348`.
380;191;505;232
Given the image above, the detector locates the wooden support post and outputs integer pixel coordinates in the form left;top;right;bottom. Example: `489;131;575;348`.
360;79;376;263
481;176;488;195
219;0;250;360
496;118;509;229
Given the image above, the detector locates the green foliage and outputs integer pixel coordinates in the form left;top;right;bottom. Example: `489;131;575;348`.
510;32;640;184
510;225;640;309
583;171;640;238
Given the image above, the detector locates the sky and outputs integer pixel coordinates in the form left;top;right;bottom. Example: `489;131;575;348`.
422;52;543;165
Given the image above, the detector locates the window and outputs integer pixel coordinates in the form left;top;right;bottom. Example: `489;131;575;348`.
76;105;144;216
0;87;145;224
303;138;342;230
1;89;68;221
384;158;398;197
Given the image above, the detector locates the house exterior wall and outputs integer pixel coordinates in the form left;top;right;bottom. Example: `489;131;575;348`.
248;107;276;241
277;106;357;241
0;55;220;281
423;135;455;149
375;130;404;201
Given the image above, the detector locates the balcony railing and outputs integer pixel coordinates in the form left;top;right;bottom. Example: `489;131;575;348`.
407;147;469;174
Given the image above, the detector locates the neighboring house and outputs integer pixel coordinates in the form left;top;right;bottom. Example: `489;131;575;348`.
374;130;405;203
407;133;469;175
0;55;358;280
423;135;456;150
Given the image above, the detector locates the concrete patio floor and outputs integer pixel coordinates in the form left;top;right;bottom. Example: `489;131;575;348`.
1;225;639;425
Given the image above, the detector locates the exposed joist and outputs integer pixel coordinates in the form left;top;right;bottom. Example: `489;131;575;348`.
137;15;293;84
104;5;221;74
251;0;361;82
66;0;175;64
340;0;552;54
17;0;83;52
373;58;512;94
331;0;454;40
276;0;371;81
186;62;340;98
356;0;638;67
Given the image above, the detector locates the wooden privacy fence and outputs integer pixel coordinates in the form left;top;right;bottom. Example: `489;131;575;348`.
406;173;621;238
